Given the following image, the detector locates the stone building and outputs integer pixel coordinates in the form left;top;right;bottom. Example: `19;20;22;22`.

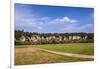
18;34;89;44
19;36;26;42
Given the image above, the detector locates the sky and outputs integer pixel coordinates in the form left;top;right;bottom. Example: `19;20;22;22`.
15;3;94;33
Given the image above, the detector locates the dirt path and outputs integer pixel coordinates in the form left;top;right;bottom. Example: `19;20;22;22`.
37;48;94;59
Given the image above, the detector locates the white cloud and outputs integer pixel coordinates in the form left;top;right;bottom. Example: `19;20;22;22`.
16;15;78;25
70;20;78;23
49;16;78;24
41;17;50;21
79;24;93;30
21;18;36;25
60;17;70;23
37;26;42;30
16;15;78;31
61;23;94;33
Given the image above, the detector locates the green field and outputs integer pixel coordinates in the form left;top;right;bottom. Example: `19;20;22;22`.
32;43;94;55
15;43;94;65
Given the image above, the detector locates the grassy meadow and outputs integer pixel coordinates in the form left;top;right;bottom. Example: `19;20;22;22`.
15;43;94;65
32;43;94;55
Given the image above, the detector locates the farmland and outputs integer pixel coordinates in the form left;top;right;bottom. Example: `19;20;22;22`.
15;43;94;65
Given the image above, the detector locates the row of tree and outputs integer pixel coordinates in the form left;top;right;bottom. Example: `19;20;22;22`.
15;30;94;45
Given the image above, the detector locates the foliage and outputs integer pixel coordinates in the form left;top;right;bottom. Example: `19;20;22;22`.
15;30;94;45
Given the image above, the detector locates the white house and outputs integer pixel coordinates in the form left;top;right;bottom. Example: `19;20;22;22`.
19;36;26;42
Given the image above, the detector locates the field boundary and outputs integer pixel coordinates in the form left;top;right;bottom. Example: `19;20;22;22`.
37;48;94;59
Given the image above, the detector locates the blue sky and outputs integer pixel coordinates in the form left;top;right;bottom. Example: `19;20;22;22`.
15;3;94;33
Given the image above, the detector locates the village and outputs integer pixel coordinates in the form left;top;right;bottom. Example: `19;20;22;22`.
15;30;94;44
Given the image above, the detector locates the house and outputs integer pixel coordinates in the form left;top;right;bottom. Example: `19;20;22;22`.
30;35;37;42
19;36;26;42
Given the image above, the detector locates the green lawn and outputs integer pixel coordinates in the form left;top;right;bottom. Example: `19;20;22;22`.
15;43;94;65
31;43;94;55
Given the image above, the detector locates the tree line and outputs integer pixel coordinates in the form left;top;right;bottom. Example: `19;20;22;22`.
15;30;94;45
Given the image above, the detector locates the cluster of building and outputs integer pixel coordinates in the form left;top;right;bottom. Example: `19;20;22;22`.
18;35;88;43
